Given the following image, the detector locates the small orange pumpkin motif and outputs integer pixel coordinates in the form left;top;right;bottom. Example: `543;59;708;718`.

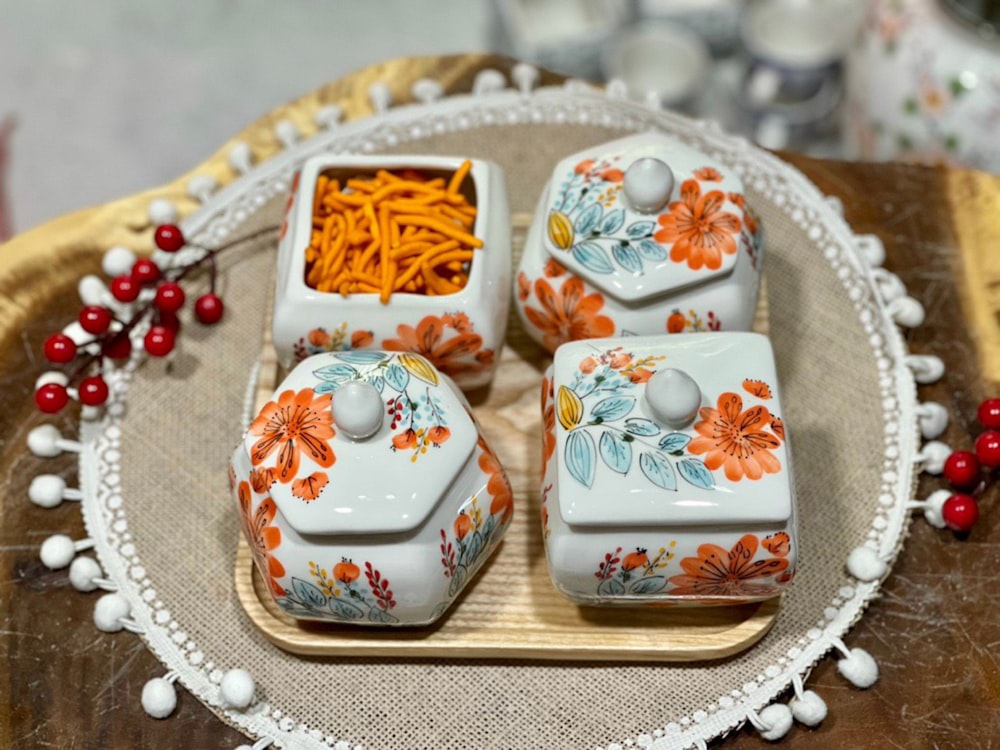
667;310;686;334
621;548;649;571
333;559;360;584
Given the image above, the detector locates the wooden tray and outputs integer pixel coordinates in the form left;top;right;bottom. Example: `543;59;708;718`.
235;216;779;662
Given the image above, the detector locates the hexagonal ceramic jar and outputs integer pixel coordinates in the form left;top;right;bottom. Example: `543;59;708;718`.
540;333;796;606
272;154;511;390
230;350;514;626
516;132;763;353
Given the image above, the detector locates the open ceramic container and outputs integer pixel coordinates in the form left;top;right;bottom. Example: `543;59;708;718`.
516;132;763;353
541;332;797;606
230;350;514;626
272;154;511;390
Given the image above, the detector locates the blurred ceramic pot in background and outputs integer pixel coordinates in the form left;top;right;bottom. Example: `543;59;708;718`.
844;0;1000;171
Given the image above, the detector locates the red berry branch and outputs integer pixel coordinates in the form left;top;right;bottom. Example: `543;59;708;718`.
34;222;276;414
937;398;1000;533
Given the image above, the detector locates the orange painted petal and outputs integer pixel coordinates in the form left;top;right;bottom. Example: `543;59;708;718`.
717;392;743;423
292;471;329;501
679;179;700;206
524;305;560;337
433;332;482;360
533;278;561;319
763;532;791;557
754;449;782;474
260;526;282;552
415;315;444;352
687;436;714;455
267;554;286;579
742;379;773;399
723;455;744;481
274;440;300;483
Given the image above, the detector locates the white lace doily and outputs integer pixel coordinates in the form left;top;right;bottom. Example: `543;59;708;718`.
29;69;952;750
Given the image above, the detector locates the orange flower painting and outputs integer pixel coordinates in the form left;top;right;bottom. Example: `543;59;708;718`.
693;166;723;182
250;388;336;484
383;312;493;379
522;276;615;352
237;481;286;596
688;392;782;481
668;534;788;598
655;179;742;271
478;438;514;524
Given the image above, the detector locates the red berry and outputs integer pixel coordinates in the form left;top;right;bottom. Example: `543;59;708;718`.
978;398;1000;430
157;311;182;333
35;383;69;413
943;450;981;490
110;275;140;303
79;305;113;335
131;258;161;285
154;224;185;252
975;430;1000;468
144;326;175;357
78;375;110;406
154;282;186;313
43;333;77;363
102;332;132;360
194;293;224;324
941;493;979;532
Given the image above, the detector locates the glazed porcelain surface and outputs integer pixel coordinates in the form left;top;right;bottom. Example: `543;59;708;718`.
844;0;1000;172
272;154;511;389
230;350;514;626
541;333;797;605
515;132;762;354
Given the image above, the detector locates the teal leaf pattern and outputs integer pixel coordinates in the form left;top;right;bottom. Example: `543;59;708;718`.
599;430;632;474
566;430;597;488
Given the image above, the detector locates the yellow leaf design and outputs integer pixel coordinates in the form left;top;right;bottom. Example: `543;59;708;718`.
557;385;583;430
547;211;574;250
398;353;439;385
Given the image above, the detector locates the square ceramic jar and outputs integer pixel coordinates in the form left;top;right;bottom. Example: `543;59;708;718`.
230;350;514;626
540;333;796;605
516;132;763;353
272;154;511;390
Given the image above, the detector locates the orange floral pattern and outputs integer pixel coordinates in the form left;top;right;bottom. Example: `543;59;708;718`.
237;481;286;597
521;276;616;352
541;375;556;472
693;166;723;182
292;322;374;363
668;534;789;598
742;379;773;400
655;179;742;271
688;392;782;482
478;437;514;524
250;388;336;485
291;471;329;502
382;312;494;380
763;532;791;557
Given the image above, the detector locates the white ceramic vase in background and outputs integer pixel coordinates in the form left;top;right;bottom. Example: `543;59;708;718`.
844;0;1000;172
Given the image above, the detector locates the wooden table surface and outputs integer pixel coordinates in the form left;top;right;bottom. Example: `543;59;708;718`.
2;55;999;750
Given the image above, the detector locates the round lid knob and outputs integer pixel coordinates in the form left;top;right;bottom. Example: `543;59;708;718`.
645;368;702;427
331;381;384;440
623;157;675;214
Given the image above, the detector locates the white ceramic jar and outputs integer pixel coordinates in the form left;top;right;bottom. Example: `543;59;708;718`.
230;350;514;626
272;154;511;390
541;333;796;605
515;132;763;354
844;0;1000;171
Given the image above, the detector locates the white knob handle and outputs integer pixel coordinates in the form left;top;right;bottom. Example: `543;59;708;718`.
645;368;702;426
623;157;675;214
332;381;384;440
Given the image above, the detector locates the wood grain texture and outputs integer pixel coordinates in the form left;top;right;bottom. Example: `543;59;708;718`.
2;56;999;749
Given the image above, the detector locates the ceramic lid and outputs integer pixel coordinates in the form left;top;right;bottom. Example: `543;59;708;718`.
543;132;751;304
552;333;791;527
243;350;477;535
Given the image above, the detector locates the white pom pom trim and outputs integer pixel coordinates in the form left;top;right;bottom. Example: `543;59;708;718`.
905;354;945;384
148;198;179;226
219;668;256;710
871;268;907;302
142;673;179;719
790;674;827;726
746;703;793;741
511;62;539;94
605;78;628;100
29;474;81;508
69;555;110;592
94;592;132;632
27;425;81;457
916;401;949;439
274;119;301;148
888;296;926;328
187;174;219;204
908;488;951;528
411;78;443;104
916;440;951;474
228;142;254;174
834;642;879;688
368;82;392;114
35;370;69;390
472;69;506;96
40;534;93;569
78;274;113;307
315;105;343;130
102;246;137;277
855;234;886;267
846;546;889;582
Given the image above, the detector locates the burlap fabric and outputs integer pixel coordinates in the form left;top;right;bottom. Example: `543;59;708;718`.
112;123;889;749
